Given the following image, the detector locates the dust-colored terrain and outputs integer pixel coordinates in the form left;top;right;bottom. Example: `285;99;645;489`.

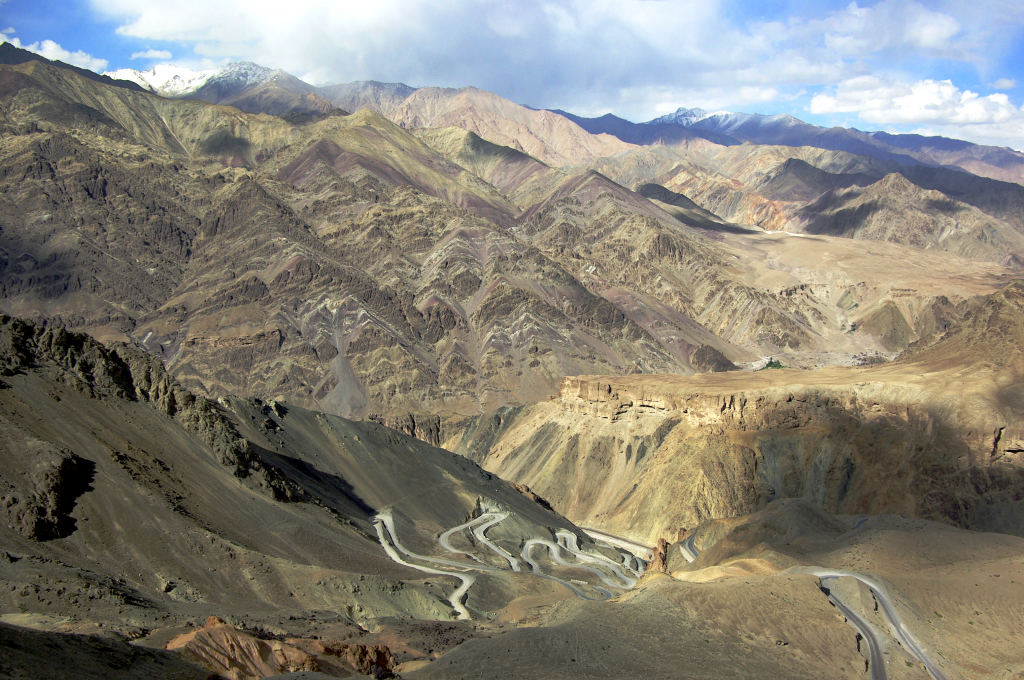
1;44;1023;680
452;281;1024;546
0;315;646;678
589;142;1024;267
7;51;1015;426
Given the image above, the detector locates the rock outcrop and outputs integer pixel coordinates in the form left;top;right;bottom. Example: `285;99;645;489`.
1;56;1017;427
648;538;669;573
0;441;92;540
450;283;1024;544
167;616;396;679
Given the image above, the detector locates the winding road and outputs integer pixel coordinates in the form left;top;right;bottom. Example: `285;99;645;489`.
373;511;477;620
682;534;948;680
375;508;641;618
380;508;947;680
810;569;949;680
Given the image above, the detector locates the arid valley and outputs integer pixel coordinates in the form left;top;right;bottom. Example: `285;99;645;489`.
1;12;1024;679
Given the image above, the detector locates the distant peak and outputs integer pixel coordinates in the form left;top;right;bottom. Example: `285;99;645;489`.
646;106;732;126
101;59;283;97
102;63;217;96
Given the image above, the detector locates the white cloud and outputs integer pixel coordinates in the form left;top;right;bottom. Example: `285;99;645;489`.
77;0;1024;148
990;78;1017;90
809;75;1024;148
810;76;1019;125
88;0;998;110
0;35;109;72
810;0;965;59
1;27;15;35
86;0;857;115
130;48;172;60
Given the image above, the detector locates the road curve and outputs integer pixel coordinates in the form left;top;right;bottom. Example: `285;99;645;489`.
474;513;522;572
438;514;490;562
679;533;698;563
809;569;949;680
683;536;948;680
819;575;887;680
376;508;625;613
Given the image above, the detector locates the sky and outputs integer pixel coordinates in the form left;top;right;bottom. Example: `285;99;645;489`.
1;0;1023;149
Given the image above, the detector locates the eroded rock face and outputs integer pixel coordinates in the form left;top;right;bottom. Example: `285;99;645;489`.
648;538;669;573
5;57;1003;429
0;316;303;505
0;441;92;540
452;285;1024;544
167;616;396;679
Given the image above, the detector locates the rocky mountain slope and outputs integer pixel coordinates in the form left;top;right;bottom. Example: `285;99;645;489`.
0;42;146;94
387;87;634;167
8;53;992;424
0;315;644;674
796;173;1024;266
319;80;418;118
3;46;1024;680
589;141;1024;266
566;103;1024;187
100;56;635;171
95;47;1024;187
1;48;1022;425
5;313;1021;680
449;281;1024;547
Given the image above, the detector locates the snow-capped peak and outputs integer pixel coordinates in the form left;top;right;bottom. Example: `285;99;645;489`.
103;64;217;96
102;64;215;95
645;106;734;126
103;61;280;97
209;61;279;89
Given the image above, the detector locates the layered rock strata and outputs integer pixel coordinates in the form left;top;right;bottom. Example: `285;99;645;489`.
451;283;1024;545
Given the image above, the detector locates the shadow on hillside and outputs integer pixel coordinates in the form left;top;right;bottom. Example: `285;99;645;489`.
802;199;879;237
49;456;96;540
249;442;377;520
0;622;211;680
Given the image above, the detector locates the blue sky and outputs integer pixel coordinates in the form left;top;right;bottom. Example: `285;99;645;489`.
2;0;1023;149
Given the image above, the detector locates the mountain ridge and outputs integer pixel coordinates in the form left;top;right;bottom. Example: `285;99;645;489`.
82;49;1024;186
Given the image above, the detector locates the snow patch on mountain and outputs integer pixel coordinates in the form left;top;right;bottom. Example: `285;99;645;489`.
103;61;279;97
646;107;731;126
646;108;809;137
692;111;805;134
104;64;217;95
211;62;279;90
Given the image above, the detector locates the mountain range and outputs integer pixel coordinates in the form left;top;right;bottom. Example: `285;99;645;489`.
2;42;1024;680
559;105;1024;186
103;58;1024;185
0;43;1018;423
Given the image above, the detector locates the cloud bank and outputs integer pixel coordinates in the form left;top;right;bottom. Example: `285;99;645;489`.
130;48;172;60
88;0;1014;114
7;0;1023;146
811;77;1018;125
